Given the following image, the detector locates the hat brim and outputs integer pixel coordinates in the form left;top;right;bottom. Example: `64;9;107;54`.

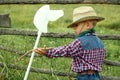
67;16;105;28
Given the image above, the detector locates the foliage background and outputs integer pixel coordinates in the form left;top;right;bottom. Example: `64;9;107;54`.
0;4;120;80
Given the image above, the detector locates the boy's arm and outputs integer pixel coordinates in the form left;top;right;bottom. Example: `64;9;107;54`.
34;39;82;58
45;39;82;58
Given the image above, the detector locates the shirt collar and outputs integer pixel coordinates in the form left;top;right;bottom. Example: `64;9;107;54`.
76;28;96;38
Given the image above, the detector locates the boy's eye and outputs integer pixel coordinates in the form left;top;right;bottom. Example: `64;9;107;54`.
73;24;78;27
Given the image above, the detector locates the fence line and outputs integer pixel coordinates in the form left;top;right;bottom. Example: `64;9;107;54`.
0;62;120;80
0;0;120;4
0;29;120;40
0;45;41;57
0;28;120;66
0;45;120;67
0;28;120;79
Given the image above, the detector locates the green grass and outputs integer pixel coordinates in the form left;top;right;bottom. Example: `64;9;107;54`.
0;4;120;33
0;4;120;80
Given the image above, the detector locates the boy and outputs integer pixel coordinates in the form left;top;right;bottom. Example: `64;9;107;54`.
34;6;106;80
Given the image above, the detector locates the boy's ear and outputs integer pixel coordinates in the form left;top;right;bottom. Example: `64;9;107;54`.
86;21;91;29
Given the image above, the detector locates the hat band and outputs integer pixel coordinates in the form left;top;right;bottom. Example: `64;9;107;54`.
73;11;97;22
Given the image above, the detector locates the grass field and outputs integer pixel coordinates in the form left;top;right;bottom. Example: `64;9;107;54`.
0;4;120;80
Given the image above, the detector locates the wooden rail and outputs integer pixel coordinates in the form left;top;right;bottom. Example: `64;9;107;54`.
0;45;120;67
0;0;120;4
0;28;120;40
0;62;120;80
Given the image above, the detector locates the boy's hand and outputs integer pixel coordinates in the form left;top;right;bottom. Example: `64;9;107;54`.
34;48;47;55
34;45;52;55
18;45;50;60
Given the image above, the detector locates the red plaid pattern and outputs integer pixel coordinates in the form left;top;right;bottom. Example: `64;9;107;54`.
46;38;106;72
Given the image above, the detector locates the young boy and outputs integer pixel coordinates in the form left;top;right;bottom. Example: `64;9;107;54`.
34;6;106;80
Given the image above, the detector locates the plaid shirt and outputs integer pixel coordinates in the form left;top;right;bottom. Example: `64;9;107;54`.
46;33;106;73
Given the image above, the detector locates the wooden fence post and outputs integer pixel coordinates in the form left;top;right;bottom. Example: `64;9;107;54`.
0;14;11;28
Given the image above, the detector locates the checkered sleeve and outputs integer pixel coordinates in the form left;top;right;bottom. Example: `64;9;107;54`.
46;39;82;58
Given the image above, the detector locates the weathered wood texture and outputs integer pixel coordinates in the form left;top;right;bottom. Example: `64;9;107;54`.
0;62;120;80
0;14;11;28
0;0;120;4
104;59;120;67
0;45;41;57
0;28;120;40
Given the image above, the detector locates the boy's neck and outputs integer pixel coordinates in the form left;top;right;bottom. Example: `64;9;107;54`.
77;28;95;37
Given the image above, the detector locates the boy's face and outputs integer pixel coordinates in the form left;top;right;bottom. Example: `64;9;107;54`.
72;22;86;35
72;20;94;35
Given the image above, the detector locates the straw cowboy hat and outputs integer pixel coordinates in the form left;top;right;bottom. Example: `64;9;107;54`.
67;6;105;28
